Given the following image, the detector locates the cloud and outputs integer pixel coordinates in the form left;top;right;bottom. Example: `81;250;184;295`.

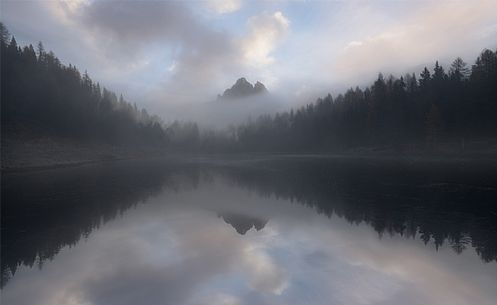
243;245;289;295
334;0;497;82
241;11;290;68
196;293;243;305
4;0;496;120
74;1;217;56
54;1;290;106
41;0;242;104
344;40;363;50
205;0;243;14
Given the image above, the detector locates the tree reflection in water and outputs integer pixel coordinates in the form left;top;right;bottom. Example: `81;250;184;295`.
2;157;497;287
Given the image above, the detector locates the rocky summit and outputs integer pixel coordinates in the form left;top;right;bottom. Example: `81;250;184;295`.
218;77;268;99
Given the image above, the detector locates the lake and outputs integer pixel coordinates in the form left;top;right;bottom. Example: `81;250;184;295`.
1;156;497;305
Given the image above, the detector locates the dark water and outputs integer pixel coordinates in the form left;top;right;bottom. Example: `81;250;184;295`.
1;157;497;305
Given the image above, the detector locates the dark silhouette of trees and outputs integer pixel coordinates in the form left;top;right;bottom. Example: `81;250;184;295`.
425;104;441;148
3;158;496;288
0;22;10;45
1;160;201;287
218;157;497;262
233;49;497;152
2;23;496;153
449;57;469;82
1;23;167;146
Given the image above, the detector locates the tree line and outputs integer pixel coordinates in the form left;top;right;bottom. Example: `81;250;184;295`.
2;22;496;152
233;50;497;152
1;23;167;146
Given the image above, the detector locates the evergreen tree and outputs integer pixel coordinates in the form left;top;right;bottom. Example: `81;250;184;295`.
419;67;431;88
0;22;10;45
1;24;168;147
433;61;446;81
449;57;469;81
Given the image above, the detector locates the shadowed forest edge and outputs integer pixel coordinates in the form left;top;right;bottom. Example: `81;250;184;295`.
1;22;497;168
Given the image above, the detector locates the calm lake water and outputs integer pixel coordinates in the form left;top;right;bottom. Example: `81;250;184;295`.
2;156;497;305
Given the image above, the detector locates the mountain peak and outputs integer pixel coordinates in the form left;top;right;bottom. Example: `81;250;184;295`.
236;77;249;84
218;78;268;99
254;81;268;94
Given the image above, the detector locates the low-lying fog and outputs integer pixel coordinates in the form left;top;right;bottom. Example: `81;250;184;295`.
165;94;286;128
153;77;326;129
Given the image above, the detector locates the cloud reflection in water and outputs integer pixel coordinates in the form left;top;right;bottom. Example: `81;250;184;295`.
2;160;497;305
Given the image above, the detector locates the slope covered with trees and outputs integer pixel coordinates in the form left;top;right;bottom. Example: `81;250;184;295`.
1;23;166;147
234;50;497;152
2;22;496;156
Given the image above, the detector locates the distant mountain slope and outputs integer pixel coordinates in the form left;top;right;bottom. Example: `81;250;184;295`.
218;77;268;99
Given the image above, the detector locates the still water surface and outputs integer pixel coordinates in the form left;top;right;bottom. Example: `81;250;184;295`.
2;157;497;305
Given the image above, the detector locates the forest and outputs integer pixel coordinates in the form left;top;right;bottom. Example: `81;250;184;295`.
1;23;167;146
234;51;497;152
2;22;496;153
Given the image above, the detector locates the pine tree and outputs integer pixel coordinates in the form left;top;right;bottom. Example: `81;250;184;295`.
0;22;10;45
419;67;431;88
449;57;469;81
8;36;18;53
433;61;446;81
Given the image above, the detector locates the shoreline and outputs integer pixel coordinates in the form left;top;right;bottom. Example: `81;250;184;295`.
3;149;497;174
3;134;497;173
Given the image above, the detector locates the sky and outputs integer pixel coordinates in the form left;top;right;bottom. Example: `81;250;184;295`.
2;0;497;120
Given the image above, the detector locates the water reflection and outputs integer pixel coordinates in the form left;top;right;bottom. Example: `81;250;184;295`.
1;157;497;305
1;160;201;286
218;157;497;262
218;213;268;235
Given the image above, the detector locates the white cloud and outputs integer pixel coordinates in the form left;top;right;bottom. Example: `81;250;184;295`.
334;0;497;82
198;293;242;305
205;0;242;14
241;11;290;68
344;40;363;50
4;0;496;117
168;61;177;72
243;243;289;295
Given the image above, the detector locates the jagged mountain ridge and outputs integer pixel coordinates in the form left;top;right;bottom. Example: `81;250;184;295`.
218;77;268;99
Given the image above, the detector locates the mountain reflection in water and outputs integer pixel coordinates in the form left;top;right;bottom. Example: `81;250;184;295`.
219;213;268;235
1;157;497;305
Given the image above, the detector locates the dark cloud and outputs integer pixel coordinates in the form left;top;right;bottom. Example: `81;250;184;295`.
78;1;233;54
4;0;495;124
74;0;240;103
80;1;191;45
2;0;291;113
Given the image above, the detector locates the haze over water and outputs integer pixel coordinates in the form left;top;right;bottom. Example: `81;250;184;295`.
2;1;497;304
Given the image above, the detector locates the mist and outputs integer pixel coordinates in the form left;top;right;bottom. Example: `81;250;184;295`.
158;92;291;130
2;0;496;113
2;2;497;305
